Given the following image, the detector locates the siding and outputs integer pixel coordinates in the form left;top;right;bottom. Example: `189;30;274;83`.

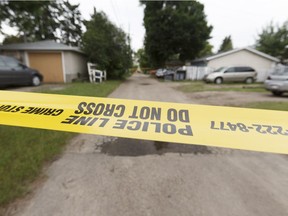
63;51;88;82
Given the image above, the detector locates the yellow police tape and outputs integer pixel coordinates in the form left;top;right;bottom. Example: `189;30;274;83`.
1;90;288;154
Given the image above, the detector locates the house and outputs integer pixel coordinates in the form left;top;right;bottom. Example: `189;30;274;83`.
0;40;88;83
189;47;280;81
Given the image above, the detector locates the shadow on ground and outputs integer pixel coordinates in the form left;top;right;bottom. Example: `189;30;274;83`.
101;138;212;156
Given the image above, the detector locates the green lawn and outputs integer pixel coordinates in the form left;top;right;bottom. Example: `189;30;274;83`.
0;81;121;206
40;81;122;97
176;81;288;111
242;101;288;111
177;81;266;93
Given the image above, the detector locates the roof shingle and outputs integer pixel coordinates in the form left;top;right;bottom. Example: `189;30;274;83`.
0;40;84;54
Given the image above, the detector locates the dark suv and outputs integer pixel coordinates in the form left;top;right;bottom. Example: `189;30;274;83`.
0;55;43;87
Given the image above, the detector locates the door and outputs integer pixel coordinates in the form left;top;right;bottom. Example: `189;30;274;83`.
28;52;63;83
222;67;237;81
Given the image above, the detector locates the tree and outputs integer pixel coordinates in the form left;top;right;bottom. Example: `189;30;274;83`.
0;1;83;44
198;41;213;57
82;9;133;79
1;1;59;41
256;21;288;64
135;48;151;68
141;1;212;67
58;1;83;46
2;35;25;45
218;35;233;53
0;2;7;33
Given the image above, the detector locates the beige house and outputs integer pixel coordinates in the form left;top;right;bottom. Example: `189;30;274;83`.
0;40;88;83
191;47;280;81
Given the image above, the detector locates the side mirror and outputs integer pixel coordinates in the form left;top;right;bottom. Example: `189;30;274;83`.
19;63;27;69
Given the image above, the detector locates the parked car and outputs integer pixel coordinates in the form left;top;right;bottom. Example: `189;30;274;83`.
264;66;288;96
0;55;43;87
203;66;257;84
155;68;166;78
163;69;176;80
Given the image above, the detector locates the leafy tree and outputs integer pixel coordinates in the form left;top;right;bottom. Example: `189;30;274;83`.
198;41;213;57
58;1;82;46
1;1;59;41
2;35;25;44
82;9;133;79
0;1;82;44
135;48;151;68
141;1;212;67
218;35;233;53
256;21;288;64
0;2;8;33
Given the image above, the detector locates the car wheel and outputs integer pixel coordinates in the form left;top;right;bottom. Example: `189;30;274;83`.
214;77;223;84
32;76;41;86
245;77;253;84
272;91;283;96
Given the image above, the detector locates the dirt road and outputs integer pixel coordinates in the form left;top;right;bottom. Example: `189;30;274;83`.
10;74;288;216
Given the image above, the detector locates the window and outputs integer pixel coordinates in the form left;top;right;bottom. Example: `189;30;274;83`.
242;67;255;72
0;57;10;70
214;67;226;72
226;67;235;72
272;67;288;75
235;67;255;72
2;56;22;70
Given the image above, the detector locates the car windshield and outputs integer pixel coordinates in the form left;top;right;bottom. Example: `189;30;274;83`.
272;67;288;75
213;67;226;73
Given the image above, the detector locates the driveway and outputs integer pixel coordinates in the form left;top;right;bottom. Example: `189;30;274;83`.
7;74;288;216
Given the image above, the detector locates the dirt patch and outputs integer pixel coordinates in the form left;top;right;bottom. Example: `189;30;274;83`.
101;138;212;156
186;91;288;106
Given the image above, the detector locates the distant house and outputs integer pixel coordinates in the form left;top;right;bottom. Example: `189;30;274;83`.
0;40;88;83
189;47;280;81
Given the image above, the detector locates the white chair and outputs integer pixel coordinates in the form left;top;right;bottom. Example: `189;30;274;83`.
87;62;106;83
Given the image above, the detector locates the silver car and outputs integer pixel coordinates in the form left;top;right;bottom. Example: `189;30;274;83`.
264;66;288;96
155;68;166;78
203;66;257;84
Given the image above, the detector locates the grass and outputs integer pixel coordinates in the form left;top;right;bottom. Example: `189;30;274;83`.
242;101;288;111
165;78;288;111
0;127;74;205
176;81;288;111
177;81;266;93
0;81;121;206
40;81;122;97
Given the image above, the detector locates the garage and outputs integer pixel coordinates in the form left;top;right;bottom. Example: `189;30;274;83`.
28;52;64;83
190;47;280;82
0;40;88;83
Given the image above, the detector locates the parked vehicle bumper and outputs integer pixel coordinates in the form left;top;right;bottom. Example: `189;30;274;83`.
203;75;215;83
264;80;288;92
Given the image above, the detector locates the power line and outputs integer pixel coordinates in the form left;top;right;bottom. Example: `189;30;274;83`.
110;0;120;27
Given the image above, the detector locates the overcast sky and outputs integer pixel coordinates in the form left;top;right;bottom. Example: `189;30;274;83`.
1;0;288;52
70;0;288;52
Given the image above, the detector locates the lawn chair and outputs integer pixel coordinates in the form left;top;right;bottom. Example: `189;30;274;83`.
87;63;106;83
